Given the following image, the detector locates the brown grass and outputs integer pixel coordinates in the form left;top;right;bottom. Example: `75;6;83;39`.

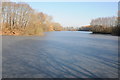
1;27;44;36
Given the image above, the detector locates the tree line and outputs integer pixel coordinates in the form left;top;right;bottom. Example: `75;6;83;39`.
1;2;63;35
90;16;119;36
63;16;119;36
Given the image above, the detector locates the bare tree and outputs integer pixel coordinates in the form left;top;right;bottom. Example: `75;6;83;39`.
1;2;63;35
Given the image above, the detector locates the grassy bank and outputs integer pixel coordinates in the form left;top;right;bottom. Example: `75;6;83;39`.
0;28;44;36
91;25;120;36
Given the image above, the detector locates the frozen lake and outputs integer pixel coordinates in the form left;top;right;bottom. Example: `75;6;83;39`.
2;31;119;78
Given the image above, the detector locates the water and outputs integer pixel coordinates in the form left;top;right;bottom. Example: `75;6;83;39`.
2;31;118;78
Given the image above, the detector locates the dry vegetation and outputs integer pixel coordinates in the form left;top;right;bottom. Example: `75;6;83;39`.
1;2;119;36
78;25;92;31
0;2;63;36
90;17;120;36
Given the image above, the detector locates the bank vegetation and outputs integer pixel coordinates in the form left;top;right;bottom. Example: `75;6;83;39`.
90;16;119;36
0;2;63;36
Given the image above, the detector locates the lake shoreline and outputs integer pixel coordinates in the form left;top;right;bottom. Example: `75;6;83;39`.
0;30;119;37
0;30;44;36
77;30;119;36
91;32;119;36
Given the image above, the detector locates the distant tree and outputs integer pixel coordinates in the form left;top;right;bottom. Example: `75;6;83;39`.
90;16;119;35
